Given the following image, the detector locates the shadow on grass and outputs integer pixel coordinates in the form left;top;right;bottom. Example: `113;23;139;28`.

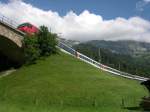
124;106;141;111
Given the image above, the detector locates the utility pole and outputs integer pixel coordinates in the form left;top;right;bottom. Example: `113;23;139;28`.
118;62;121;70
98;48;101;63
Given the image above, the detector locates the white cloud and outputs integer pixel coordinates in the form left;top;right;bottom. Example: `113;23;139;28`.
136;0;150;11
144;0;150;3
0;0;150;42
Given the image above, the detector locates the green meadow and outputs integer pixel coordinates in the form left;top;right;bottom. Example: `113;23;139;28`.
0;52;148;112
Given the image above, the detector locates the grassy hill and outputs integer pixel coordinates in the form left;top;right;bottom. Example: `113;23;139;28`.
0;52;148;112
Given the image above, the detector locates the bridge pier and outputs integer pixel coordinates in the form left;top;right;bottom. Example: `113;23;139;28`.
0;21;25;66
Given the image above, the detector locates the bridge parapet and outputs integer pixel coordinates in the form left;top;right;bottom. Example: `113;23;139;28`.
0;21;24;47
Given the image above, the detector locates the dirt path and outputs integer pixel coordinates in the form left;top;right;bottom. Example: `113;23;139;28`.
0;69;16;78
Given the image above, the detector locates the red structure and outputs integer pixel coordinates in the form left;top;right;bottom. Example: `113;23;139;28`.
17;23;39;34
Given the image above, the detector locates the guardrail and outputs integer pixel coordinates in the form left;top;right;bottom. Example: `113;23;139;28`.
0;14;18;28
0;14;25;36
58;41;149;81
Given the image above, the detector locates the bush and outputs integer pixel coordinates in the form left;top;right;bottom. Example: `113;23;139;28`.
23;35;40;64
23;25;58;64
37;26;58;56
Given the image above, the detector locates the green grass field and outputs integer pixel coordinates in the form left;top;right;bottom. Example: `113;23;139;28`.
0;52;148;112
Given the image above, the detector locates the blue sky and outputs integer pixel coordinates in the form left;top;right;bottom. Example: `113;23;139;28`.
0;0;150;42
1;0;150;20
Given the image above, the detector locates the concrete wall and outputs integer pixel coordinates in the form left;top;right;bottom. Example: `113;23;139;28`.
0;21;24;47
0;21;25;64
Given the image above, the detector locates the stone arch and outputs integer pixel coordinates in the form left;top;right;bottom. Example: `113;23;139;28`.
0;34;24;65
0;22;24;48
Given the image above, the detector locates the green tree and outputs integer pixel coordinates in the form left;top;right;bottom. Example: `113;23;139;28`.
23;25;58;65
23;35;40;64
37;26;58;56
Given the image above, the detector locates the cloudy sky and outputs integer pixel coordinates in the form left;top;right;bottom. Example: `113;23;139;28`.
0;0;150;42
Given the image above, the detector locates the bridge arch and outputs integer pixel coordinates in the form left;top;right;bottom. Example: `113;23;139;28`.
0;34;24;65
0;21;24;48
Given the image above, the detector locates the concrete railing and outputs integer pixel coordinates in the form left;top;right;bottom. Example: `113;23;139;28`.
58;41;149;81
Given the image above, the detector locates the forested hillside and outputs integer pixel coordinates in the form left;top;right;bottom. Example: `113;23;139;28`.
74;40;150;77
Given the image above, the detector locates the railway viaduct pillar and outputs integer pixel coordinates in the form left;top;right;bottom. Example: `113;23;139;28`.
0;21;25;65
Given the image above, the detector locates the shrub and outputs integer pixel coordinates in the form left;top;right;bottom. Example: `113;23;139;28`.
37;26;58;56
23;25;58;64
23;35;40;64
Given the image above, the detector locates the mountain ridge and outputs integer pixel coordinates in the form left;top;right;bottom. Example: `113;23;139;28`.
85;40;150;57
73;40;150;77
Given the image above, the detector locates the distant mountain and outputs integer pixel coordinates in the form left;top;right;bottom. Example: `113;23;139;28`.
73;40;150;77
86;40;150;57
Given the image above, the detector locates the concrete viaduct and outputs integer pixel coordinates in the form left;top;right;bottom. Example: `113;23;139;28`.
0;20;25;64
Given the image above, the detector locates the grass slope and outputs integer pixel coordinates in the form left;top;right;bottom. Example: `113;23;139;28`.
0;52;148;112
